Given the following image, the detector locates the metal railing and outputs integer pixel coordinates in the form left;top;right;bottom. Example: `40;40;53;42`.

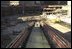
41;23;71;48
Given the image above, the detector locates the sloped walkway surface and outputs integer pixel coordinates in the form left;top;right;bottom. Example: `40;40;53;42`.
26;27;50;48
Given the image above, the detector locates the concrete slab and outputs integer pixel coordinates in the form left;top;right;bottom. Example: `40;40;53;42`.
46;21;71;33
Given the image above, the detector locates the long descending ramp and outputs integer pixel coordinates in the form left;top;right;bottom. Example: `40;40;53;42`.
25;23;50;48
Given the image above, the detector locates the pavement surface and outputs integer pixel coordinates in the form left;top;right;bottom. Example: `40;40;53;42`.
46;20;71;33
26;25;50;48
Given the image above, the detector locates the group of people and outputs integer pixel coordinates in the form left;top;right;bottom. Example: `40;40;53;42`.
35;21;44;27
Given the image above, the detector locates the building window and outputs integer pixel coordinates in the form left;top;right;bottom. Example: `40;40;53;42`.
10;1;19;6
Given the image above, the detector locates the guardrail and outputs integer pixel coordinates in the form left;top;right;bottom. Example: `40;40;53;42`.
41;23;71;48
6;28;29;48
6;22;35;48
